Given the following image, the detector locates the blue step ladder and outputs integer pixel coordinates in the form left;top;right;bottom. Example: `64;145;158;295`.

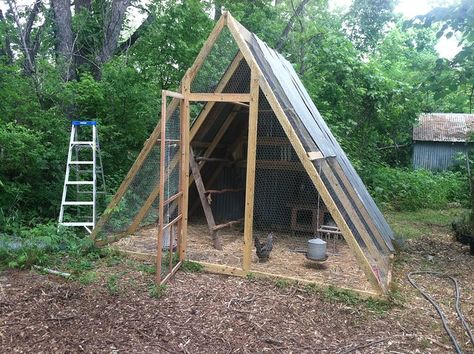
58;121;106;233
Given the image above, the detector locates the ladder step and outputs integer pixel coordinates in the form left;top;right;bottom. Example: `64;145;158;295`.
71;141;93;145
63;201;94;205
69;161;94;165
60;222;94;227
66;181;94;185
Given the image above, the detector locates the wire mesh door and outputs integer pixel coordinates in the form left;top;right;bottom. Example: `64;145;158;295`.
156;90;186;284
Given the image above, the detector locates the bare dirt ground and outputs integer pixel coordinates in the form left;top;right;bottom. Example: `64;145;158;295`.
1;217;473;353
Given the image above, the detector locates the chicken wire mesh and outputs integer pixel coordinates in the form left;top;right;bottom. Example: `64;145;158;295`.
191;27;240;93
96;101;182;245
250;92;390;289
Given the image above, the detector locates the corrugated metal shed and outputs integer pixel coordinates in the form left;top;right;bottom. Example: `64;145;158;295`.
413;141;470;171
413;113;474;142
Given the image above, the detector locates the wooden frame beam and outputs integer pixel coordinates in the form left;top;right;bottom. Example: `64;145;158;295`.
318;160;390;272
188;14;227;81
187;93;250;102
328;158;391;255
242;66;259;272
179;71;191;261
111;249;382;299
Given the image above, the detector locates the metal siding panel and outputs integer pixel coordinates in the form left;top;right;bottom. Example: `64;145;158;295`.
413;142;471;170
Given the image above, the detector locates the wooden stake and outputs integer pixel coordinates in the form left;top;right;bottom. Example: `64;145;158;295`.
242;66;259;272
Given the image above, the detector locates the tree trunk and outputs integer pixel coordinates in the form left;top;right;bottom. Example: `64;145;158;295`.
99;0;131;65
51;0;76;81
0;10;14;63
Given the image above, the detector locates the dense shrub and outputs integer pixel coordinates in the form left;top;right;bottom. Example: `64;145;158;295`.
364;166;469;211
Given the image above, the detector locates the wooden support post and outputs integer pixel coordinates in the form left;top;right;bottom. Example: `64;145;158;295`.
189;147;222;250
156;91;168;283
242;67;259;272
180;71;191;261
187;93;250;102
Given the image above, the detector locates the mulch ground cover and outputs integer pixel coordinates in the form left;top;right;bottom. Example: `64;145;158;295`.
1;226;473;353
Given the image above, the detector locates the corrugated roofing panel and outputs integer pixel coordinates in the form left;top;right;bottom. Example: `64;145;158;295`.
413;113;474;142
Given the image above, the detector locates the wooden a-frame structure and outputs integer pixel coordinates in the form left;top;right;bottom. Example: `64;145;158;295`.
91;12;395;297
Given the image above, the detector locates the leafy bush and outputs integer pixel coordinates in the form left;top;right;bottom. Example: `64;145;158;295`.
0;223;100;269
365;166;469;211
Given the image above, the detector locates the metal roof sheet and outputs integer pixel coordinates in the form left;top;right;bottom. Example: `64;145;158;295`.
413;113;474;142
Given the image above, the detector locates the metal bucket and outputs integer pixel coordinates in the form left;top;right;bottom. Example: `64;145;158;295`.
307;238;327;260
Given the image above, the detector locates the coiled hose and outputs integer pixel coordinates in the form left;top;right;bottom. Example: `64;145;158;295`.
407;271;474;354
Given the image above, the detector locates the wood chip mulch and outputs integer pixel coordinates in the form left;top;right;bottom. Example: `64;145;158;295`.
1;229;473;353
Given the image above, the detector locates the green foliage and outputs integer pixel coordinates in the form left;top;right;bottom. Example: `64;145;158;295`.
0;223;89;269
180;260;203;273
107;273;120;295
1;0;473;231
386;208;465;239
148;282;167;299
365;166;469;211
274;279;291;289
138;263;156;274
77;271;98;285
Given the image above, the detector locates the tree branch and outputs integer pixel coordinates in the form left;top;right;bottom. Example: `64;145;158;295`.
115;12;155;55
5;0;41;75
275;0;310;51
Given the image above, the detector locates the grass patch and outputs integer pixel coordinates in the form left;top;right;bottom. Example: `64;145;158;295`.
138;263;156;274
304;284;393;313
77;271;98;285
274;279;291;289
385;208;465;240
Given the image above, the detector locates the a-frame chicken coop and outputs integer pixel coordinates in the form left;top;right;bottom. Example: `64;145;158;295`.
92;12;395;297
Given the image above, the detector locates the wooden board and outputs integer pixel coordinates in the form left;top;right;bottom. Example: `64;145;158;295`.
189;147;221;250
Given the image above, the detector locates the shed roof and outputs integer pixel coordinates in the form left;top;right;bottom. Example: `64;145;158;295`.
413;113;474;143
